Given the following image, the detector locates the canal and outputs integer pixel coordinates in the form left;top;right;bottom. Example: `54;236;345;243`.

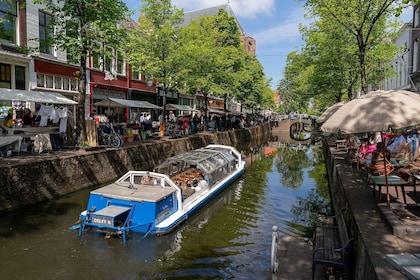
0;133;330;279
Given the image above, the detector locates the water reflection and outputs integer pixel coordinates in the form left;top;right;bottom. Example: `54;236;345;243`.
0;128;330;279
290;121;313;141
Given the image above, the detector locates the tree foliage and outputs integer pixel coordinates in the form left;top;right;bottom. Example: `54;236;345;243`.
304;0;403;94
172;9;271;114
278;0;402;115
124;0;183;87
33;0;130;143
123;0;183;135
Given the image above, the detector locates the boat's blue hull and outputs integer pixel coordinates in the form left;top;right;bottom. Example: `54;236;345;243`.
75;144;246;243
153;167;245;235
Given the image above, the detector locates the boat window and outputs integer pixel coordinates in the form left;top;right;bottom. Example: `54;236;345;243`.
133;175;142;184
220;150;235;161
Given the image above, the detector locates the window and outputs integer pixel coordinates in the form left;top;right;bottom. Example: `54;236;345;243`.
116;51;124;74
36;73;78;91
46;75;53;88
63;78;69;90
0;63;11;88
55;76;62;89
70;79;77;91
39;11;53;54
37;73;45;87
91;42;102;69
15;66;25;89
132;70;140;80
104;47;114;72
0;1;17;44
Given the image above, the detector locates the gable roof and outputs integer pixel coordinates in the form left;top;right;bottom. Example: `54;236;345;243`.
181;4;246;36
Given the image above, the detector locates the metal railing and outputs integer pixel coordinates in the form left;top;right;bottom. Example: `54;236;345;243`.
271;225;279;276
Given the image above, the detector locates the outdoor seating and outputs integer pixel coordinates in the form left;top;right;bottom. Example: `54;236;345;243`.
369;175;409;204
389;142;412;165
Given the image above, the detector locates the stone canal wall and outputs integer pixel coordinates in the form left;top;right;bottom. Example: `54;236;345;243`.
0;123;271;213
322;138;404;280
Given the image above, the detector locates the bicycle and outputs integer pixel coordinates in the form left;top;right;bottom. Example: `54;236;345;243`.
97;123;123;147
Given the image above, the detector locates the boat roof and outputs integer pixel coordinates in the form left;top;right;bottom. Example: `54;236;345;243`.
155;146;235;173
91;182;175;203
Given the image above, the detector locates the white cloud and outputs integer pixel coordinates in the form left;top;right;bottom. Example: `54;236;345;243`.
253;6;307;46
172;0;275;19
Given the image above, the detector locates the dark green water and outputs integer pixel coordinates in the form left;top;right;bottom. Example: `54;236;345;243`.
0;141;329;279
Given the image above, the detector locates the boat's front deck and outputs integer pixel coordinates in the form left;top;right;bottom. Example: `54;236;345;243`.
91;182;175;203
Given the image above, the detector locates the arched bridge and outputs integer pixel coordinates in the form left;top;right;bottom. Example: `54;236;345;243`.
274;119;312;132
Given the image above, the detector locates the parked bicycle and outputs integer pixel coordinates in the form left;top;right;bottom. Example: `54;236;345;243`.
97;123;123;147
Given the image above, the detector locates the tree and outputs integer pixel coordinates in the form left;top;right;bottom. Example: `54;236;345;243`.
300;18;360;103
173;9;261;119
304;0;403;94
279;0;400;115
234;54;268;112
33;0;130;144
124;0;183;136
278;51;313;113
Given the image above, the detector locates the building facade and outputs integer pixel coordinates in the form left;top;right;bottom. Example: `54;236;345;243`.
0;1;254;123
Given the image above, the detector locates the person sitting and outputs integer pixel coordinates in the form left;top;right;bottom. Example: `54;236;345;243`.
387;131;406;152
192;174;208;191
386;131;408;161
141;172;152;185
22;109;33;126
5;113;14;128
357;138;377;166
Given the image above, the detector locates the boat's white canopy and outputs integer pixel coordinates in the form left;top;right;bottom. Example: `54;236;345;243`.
154;146;235;175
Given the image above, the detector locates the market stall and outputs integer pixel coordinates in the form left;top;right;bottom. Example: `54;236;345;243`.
94;98;161;141
0;88;77;154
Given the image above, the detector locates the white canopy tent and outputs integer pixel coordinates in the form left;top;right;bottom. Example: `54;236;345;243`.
166;104;197;112
0;88;77;105
94;98;161;110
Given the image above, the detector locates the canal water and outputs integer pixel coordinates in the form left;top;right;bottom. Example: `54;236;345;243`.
0;135;329;280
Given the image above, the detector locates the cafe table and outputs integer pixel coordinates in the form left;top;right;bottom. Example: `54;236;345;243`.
370;175;408;205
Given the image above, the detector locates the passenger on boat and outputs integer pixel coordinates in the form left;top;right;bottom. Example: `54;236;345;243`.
192;175;208;191
141;172;152;185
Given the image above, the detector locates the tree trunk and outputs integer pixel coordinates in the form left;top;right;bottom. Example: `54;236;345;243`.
358;37;368;94
77;54;87;145
204;93;208;131
159;84;167;137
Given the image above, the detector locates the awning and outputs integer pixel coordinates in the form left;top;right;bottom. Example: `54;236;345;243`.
0;88;77;105
209;108;226;114
94;98;161;109
166;104;197;111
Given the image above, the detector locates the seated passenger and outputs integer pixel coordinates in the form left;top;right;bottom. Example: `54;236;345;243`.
141;172;152;184
192;174;208;191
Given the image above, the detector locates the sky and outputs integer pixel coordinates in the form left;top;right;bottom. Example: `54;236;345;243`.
124;0;413;90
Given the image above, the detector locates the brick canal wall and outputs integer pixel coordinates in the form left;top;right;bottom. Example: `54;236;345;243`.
0;123;271;213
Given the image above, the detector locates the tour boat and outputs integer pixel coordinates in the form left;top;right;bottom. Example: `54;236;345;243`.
75;144;245;243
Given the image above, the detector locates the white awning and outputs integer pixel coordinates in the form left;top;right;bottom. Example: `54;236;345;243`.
209;108;226;114
94;97;161;109
166;104;197;111
0;88;77;105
